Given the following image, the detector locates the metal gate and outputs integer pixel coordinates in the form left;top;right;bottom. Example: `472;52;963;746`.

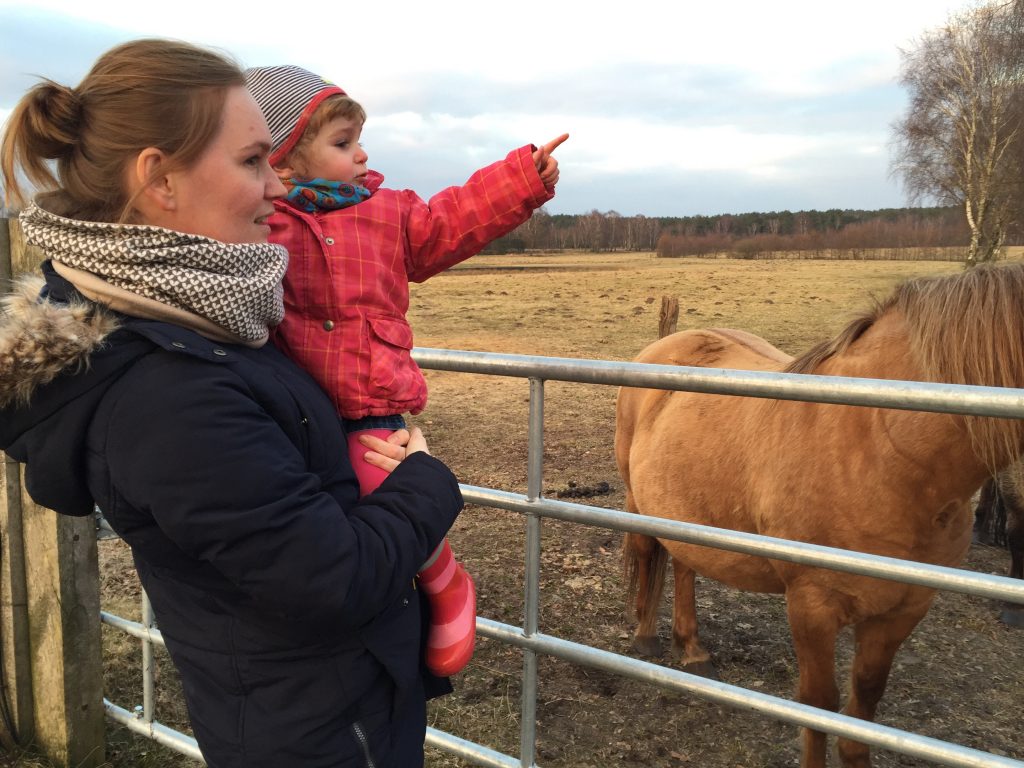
101;347;1024;767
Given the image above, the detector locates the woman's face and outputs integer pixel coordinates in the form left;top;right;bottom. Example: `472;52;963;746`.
160;86;285;243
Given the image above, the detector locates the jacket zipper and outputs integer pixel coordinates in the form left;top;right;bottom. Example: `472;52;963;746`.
351;721;376;768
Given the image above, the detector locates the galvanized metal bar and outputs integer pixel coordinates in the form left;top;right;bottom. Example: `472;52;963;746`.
141;591;154;724
519;377;544;768
104;699;206;763
461;486;1024;604
477;618;1024;768
413;348;1024;419
426;726;521;768
96;515;119;540
100;612;165;646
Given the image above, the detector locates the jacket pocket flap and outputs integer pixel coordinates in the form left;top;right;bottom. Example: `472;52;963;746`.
367;316;414;349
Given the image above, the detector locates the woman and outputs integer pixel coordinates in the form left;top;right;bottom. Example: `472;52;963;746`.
0;39;462;767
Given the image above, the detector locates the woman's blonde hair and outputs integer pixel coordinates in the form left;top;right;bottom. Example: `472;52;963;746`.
1;38;245;222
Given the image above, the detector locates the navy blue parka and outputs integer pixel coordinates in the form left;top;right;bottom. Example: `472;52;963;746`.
0;265;461;767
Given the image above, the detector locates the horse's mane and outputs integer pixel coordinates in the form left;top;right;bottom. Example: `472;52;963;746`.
785;308;883;377
785;262;1024;470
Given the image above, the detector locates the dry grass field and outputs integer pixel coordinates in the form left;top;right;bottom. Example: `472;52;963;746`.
94;252;1024;767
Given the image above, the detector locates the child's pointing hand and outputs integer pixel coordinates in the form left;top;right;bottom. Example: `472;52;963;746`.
533;133;569;188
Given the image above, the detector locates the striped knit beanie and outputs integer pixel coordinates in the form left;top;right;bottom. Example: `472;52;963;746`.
245;65;345;165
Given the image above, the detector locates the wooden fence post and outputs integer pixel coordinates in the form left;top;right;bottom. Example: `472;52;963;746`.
659;296;679;338
0;217;105;767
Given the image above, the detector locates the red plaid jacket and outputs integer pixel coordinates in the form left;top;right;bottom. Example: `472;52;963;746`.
269;144;554;420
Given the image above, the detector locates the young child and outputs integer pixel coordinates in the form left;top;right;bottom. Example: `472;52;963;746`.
246;65;566;677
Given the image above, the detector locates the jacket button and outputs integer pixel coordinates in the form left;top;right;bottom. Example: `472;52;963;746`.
213;349;227;357
171;341;186;349
325;237;335;245
402;598;409;607
323;320;335;331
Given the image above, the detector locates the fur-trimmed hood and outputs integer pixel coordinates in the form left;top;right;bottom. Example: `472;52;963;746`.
0;267;158;516
0;275;120;409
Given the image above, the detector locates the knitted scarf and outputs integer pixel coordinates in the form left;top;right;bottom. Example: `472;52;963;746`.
285;178;371;213
19;202;289;347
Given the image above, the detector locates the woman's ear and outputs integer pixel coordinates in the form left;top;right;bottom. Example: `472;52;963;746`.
133;147;176;212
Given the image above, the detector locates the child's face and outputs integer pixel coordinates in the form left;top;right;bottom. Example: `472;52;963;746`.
289;116;368;185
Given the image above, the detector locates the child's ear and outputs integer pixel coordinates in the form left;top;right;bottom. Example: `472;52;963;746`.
272;162;296;181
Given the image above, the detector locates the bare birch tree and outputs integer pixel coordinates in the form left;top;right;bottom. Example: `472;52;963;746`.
892;2;1024;266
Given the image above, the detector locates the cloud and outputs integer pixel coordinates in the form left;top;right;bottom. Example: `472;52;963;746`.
0;9;122;105
0;0;969;215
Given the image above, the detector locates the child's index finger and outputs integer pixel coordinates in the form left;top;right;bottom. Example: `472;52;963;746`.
542;133;570;155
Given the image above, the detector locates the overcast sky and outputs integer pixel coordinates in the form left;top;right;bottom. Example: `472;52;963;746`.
0;0;972;217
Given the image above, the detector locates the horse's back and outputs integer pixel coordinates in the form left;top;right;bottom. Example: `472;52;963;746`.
632;328;792;371
615;328;791;494
617;328;791;442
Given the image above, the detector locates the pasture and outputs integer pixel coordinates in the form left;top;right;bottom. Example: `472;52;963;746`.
97;252;1024;767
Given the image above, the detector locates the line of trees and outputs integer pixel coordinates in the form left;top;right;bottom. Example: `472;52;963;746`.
484;205;978;256
485;209;664;252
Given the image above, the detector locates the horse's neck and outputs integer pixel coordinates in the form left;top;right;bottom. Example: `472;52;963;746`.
818;312;918;380
817;313;992;498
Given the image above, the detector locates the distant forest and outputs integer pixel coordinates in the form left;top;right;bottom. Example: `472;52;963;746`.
487;206;998;258
1;203;999;260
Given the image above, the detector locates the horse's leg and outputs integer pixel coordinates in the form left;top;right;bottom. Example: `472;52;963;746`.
999;495;1024;626
837;608;927;768
1005;493;1024;580
973;477;997;545
623;529;668;657
670;557;717;677
996;471;1024;625
786;588;843;768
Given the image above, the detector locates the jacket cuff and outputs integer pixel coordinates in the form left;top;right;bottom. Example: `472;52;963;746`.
386;451;464;511
512;145;556;206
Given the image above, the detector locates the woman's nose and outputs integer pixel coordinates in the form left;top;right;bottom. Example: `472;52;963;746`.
267;173;287;199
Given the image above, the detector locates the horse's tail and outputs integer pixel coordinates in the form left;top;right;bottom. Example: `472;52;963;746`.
623;530;668;620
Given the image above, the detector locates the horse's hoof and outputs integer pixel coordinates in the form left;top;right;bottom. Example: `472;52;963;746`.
682;660;719;680
631;635;663;657
999;605;1024;628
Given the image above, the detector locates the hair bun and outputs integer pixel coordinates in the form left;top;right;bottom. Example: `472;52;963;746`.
27;79;83;158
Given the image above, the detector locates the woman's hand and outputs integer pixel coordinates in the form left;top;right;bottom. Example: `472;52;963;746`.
359;427;430;473
532;133;569;188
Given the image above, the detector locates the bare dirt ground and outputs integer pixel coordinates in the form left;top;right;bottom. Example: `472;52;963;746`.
96;253;1024;767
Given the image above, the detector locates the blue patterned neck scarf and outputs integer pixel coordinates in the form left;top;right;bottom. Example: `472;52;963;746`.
285;178;371;213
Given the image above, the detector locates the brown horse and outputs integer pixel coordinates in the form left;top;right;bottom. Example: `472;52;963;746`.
615;263;1024;768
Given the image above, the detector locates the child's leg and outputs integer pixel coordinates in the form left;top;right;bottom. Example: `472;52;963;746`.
346;425;477;676
345;428;394;496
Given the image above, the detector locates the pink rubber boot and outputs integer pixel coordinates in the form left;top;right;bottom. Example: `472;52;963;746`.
417;539;477;676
